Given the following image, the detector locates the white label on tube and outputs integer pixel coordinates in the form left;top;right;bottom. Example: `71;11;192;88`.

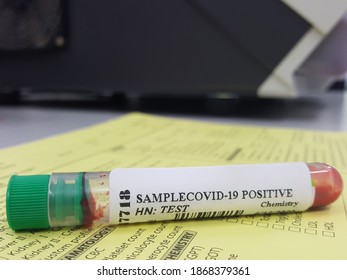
109;162;314;224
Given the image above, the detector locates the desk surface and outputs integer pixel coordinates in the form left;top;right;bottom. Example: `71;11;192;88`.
0;93;346;149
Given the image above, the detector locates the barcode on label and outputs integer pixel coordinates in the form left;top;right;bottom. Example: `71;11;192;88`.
174;210;244;220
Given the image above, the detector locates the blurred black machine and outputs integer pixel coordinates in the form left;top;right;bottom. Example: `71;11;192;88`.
1;0;347;105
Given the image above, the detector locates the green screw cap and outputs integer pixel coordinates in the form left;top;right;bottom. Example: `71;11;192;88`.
6;175;51;231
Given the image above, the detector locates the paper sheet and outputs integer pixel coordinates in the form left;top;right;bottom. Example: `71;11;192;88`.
0;112;346;260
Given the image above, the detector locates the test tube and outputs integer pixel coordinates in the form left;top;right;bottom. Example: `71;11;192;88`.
6;162;343;231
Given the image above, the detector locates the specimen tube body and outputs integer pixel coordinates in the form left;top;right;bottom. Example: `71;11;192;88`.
6;162;343;231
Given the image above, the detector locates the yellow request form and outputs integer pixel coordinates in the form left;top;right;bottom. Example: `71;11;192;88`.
0;113;346;260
